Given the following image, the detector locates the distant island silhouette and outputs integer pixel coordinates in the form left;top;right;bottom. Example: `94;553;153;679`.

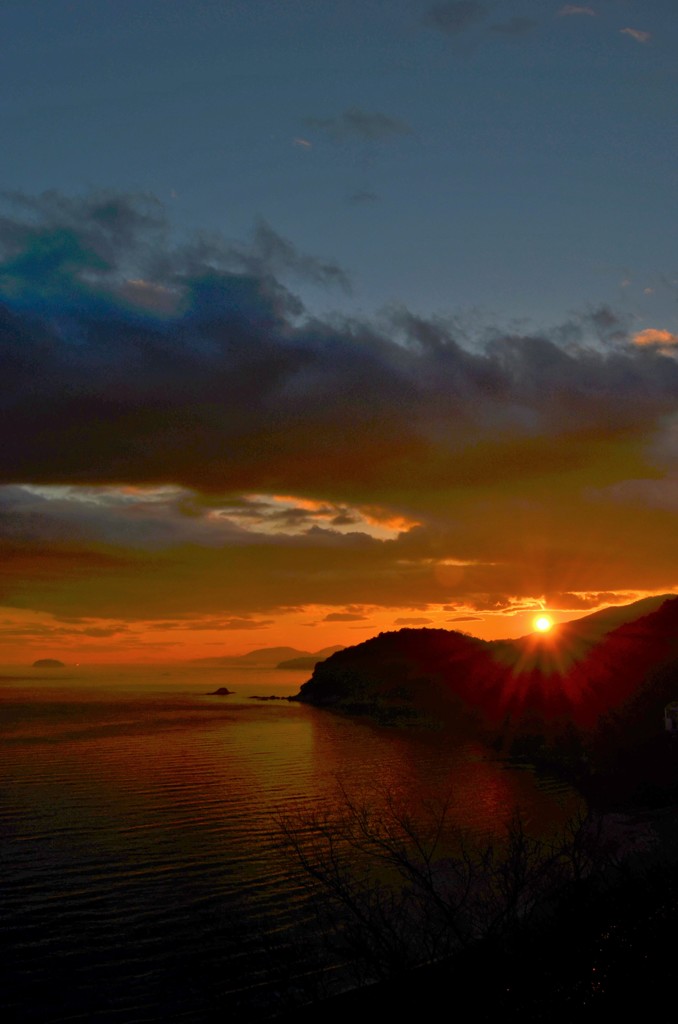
293;594;678;806
32;658;65;668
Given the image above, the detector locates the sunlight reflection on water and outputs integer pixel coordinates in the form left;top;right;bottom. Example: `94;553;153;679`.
0;666;582;1021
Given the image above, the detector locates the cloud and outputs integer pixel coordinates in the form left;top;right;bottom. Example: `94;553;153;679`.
224;219;351;292
323;612;367;622
593;477;678;513
0;616;131;640
464;596;514;612
0;190;349;318
218;618;274;630
304;107;411;142
633;329;678;348
587;305;628;344
557;5;595;16
446;614;484;622
3;192;678;509
543;592;633;610
489;17;537;36
394;616;433;625
5;191;678;626
620;27;651;44
331;512;360;526
424;4;536;46
0;486;411;558
423;2;487;36
0;484;257;550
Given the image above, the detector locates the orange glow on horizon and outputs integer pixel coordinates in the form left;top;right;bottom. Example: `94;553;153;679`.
1;594;672;666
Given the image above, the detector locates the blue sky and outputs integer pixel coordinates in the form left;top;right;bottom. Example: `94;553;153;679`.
3;0;676;328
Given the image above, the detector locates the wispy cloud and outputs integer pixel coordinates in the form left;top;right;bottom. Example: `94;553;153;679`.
489;17;537;36
620;27;651;44
218;618;275;630
544;591;632;610
422;1;487;36
304;107;411;142
323;612;367;622
237;220;351;291
558;5;595;17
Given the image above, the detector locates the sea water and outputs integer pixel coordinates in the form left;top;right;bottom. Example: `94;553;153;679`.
0;665;582;1021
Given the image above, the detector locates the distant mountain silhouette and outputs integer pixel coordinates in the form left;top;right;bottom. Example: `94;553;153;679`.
194;646;307;667
540;593;672;643
193;645;344;668
276;646;345;669
293;596;678;802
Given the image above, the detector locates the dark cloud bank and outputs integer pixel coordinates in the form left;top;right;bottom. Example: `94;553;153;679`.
3;190;678;620
2;190;676;501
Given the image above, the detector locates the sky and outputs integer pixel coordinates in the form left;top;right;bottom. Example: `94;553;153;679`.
2;0;678;663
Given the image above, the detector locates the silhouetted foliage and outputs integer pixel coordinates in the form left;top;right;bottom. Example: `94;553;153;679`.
277;787;622;987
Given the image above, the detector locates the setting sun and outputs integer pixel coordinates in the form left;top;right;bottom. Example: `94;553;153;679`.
534;615;553;633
